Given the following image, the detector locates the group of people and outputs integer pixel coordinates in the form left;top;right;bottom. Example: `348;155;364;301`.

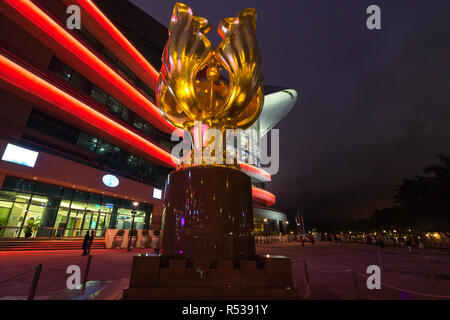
82;231;95;256
299;235;315;247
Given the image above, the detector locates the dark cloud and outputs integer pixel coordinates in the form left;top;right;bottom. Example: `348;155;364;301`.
130;0;450;227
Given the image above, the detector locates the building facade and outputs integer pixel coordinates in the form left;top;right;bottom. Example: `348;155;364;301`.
0;0;296;240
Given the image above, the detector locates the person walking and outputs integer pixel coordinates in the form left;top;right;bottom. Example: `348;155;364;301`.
378;237;385;249
418;240;425;253
310;235;315;246
300;235;304;247
406;238;413;254
87;230;95;255
82;231;90;256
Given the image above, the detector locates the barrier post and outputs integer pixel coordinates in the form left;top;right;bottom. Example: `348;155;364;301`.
82;255;92;290
303;259;311;298
27;264;42;300
351;268;361;300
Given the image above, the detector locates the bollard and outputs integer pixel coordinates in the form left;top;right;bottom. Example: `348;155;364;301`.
351;268;361;300
27;264;42;300
376;250;384;272
303;259;311;298
82;255;92;290
423;257;436;282
303;259;310;284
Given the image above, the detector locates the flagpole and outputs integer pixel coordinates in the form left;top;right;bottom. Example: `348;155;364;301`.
301;214;306;235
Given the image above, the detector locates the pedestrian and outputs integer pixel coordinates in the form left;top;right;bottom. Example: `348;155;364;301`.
300;236;304;247
406;238;412;254
310;235;315;246
379;238;385;249
418;241;424;252
82;231;90;256
87;230;95;255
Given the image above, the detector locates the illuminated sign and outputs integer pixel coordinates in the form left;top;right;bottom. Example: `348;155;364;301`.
2;143;38;167
153;188;162;199
102;174;119;187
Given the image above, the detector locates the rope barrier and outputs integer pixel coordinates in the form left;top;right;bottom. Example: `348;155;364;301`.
307;264;353;274
0;268;33;285
303;258;450;300
355;270;450;299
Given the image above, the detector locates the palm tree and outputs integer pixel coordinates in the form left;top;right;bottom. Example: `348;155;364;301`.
423;154;450;178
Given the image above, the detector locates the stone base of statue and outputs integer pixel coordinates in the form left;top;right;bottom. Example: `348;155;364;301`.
122;166;298;299
122;254;298;299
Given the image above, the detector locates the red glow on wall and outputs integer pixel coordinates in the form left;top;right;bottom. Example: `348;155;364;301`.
239;162;271;182
3;0;177;135
252;187;276;206
74;0;159;87
0;52;275;204
0;53;179;168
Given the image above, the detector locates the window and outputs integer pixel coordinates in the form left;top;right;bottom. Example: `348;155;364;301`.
47;57;175;148
69;72;89;92
107;96;122;116
77;133;98;152
91;86;108;105
143;123;154;138
49;58;72;82
125;154;138;167
121;107;130;122
133;115;145;131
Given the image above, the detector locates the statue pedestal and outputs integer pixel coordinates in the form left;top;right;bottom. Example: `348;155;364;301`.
123;166;299;299
123;254;299;299
161;166;255;263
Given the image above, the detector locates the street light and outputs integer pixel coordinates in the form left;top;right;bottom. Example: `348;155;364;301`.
263;218;268;243
127;202;139;251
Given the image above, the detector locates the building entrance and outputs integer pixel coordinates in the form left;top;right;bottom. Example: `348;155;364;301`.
63;209;110;237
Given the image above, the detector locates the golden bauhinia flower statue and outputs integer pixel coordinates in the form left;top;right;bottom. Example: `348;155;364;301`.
157;2;264;165
124;3;299;299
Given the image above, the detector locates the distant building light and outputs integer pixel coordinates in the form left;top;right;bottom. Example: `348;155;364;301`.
153;188;162;199
102;174;119;187
2;143;38;167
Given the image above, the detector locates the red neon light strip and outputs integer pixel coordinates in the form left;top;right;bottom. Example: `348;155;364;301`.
252;186;276;206
0;53;274;204
239;162;271;182
75;0;159;86
0;53;179;168
3;0;175;134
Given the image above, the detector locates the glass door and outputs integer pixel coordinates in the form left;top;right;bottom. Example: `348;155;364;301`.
66;210;83;237
80;210;93;236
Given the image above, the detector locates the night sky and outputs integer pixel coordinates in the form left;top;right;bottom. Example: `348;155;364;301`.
129;0;450;227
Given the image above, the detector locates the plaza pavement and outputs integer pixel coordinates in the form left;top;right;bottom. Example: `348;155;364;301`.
0;242;449;300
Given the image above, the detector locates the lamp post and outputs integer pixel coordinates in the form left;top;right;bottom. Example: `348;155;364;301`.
263;218;268;243
127;202;139;252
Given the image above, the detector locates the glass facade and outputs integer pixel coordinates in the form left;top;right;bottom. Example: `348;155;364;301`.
48;57;173;149
0;177;152;238
25;109;171;187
